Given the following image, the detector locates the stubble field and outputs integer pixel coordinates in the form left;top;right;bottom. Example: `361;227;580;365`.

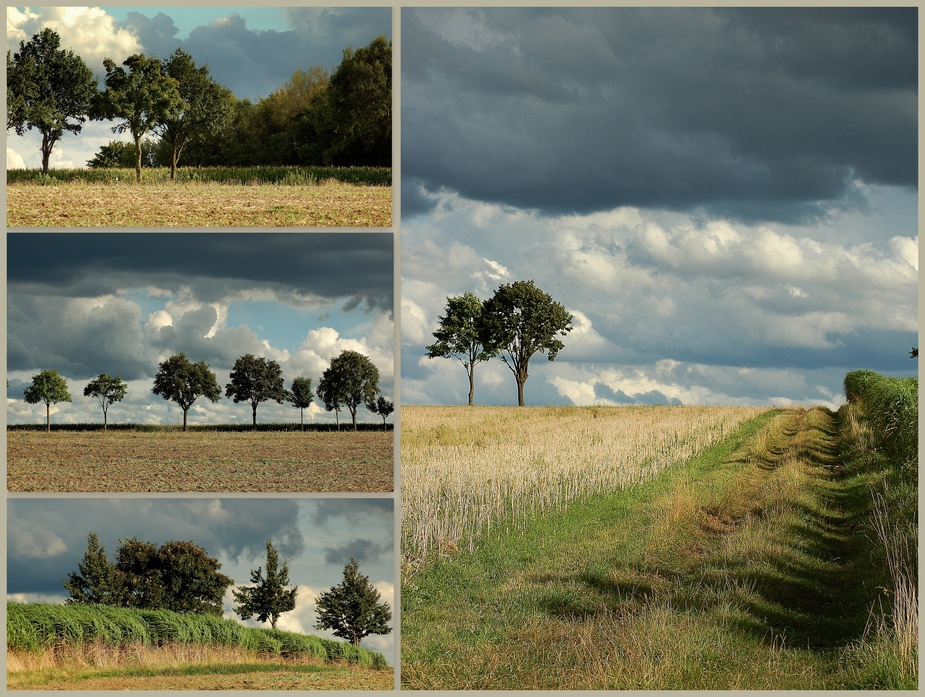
7;430;393;492
7;180;392;227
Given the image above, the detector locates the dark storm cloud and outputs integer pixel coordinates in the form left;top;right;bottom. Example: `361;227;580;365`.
8;233;393;313
401;7;916;223
323;538;390;567
117;8;391;101
7;499;303;596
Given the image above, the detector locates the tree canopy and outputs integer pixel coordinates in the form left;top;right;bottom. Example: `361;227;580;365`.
64;533;233;615
83;374;128;430
94;53;184;181
479;280;573;406
23;369;72;431
290;376;314;431
8;28;97;173
233;540;298;630
314;557;392;647
317;350;381;430
151;353;222;431
225;354;289;430
426;292;493;406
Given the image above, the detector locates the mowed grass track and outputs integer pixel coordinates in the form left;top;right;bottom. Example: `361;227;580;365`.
401;408;909;689
7;431;393;492
7;181;391;227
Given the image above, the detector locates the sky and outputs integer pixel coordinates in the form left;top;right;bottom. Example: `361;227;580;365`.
7;497;396;662
7;233;394;427
6;5;392;169
400;7;919;409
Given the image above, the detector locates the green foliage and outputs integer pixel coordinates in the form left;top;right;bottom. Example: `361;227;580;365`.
7;602;388;668
83;374;128;430
151;353;222;431
86;139;164;169
317;350;381;430
843;370;918;472
7;165;390;185
479;280;574;406
426;292;493;406
367;396;394;427
225;354;289;430
233;540;298;630
62;532;124;607
314;557;392;647
290;376;314;431
23;369;72;431
8;28;97;172
95;54;185;181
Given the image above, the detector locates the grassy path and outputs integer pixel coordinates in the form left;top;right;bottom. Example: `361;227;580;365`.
401;408;890;689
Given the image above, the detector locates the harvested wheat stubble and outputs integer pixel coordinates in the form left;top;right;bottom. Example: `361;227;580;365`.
7;431;393;493
7;181;392;227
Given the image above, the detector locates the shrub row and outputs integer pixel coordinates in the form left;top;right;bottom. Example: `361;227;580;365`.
6;166;391;187
843;369;918;472
7;602;388;669
7;422;391;433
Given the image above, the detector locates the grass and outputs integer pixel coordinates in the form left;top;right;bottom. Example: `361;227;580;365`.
401;406;916;689
7;178;392;227
7;430;393;492
7;603;392;690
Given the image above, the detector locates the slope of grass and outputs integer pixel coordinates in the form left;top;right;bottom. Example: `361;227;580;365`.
401;407;915;689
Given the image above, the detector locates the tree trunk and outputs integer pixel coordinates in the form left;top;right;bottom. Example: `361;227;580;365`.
46;402;51;432
252;403;258;431
351;406;358;431
103;408;108;432
300;408;305;432
468;364;475;406
41;132;51;174
133;133;143;182
182;407;189;431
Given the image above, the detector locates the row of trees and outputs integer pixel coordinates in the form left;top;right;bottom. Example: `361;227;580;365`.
426;280;574;406
64;533;391;647
20;350;391;431
7;28;391;179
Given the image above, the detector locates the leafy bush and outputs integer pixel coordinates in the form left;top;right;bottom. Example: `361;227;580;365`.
7;166;390;186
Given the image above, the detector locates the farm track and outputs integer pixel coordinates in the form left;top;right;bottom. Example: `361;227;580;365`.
402;408;882;689
7;181;392;227
7;431;393;492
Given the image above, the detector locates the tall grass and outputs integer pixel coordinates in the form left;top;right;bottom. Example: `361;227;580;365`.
401;405;769;564
6;166;391;186
843;370;918;471
7;603;388;670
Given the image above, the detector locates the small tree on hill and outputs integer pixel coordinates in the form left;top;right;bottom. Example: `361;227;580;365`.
83;374;128;430
225;354;289;430
151;352;222;431
23;369;72;431
479;280;573;406
233;540;298;630
62;532;124;606
290;376;314;431
314;557;392;647
426;292;493;406
367;395;394;428
318;350;380;431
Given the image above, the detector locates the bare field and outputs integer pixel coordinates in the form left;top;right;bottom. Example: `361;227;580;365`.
7;181;392;227
401;405;770;561
7;430;393;493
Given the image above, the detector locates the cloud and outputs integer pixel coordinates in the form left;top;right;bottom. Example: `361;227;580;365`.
402;7;916;223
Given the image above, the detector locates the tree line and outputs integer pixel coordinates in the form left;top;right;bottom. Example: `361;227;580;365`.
64;533;391;647
426;280;574;407
21;350;392;431
7;28;391;180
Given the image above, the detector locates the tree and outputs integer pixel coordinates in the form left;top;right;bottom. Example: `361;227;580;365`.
83;374;128;431
323;36;391;166
114;538;233;615
290;376;314;431
155;48;235;180
94;54;184;182
318;351;381;431
479;280;573;406
87;138;162;169
426;292;493;406
8;29;97;172
151;353;222;431
314;557;392;647
233;540;298;630
62;532;124;606
23;369;72;431
225;354;289;430
366;396;394;428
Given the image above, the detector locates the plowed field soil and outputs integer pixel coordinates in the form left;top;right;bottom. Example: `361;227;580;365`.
7;431;393;493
